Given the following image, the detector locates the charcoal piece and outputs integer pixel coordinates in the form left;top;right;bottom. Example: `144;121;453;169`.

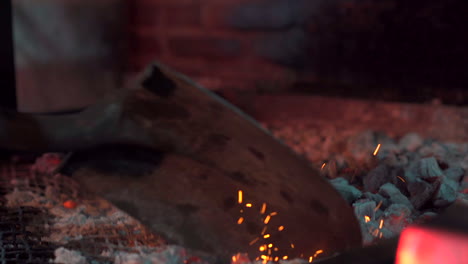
382;204;412;234
444;166;465;182
407;179;437;209
353;200;376;221
363;164;398;193
433;178;458;207
415;212;438;224
363;192;390;210
417;157;444;180
398;133;423;152
347;130;395;163
330;177;362;204
379;183;413;210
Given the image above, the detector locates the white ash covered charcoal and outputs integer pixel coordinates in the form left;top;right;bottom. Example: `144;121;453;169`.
406;179;438;209
416;157;444;180
381;204;413;234
54;247;87;264
433;177;459;207
378;183;413;211
444;166;465;182
329;177;362;203
363;164;402;193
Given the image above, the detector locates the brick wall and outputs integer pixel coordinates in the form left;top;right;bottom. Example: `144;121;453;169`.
127;0;468;104
127;0;302;93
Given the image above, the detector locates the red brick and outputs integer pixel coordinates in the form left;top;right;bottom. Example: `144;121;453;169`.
164;4;201;27
168;36;242;59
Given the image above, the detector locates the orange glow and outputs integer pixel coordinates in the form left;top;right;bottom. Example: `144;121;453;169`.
321;163;326;170
397;176;406;183
278;226;285;231
364;215;371;223
274;257;279;261
282;256;288;260
379;219;384;229
268;243;273;248
261;203;267;214
246;203;252;207
261;226;267;235
238;190;243;204
237;217;244;225
373;144;381;156
63;200;77;209
274;248;279;251
260;255;268;260
232;256;237;262
314;250;324;257
259;246;266;252
396;227;468;264
270;212;278;216
290;243;295;249
264;215;271;224
309;256;313;262
263;234;271;239
249;237;259;245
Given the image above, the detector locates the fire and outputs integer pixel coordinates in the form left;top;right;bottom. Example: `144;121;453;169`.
270;212;278;216
373;144;381;156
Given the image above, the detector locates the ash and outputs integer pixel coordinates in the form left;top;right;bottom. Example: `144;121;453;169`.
269;125;468;245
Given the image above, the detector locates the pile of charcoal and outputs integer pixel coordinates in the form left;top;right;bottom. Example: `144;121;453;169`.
275;129;468;245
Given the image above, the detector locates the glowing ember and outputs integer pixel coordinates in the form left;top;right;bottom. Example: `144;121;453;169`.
237;217;244;225
364;215;371;223
373;144;381;156
379;219;384;229
264;215;271;224
261;226;267;235
309;256;313;262
282;256;288;260
268;244;273;248
259;246;266;252
63;200;77;209
246;203;253;208
238;190;243;204
290;243;295;249
270;212;278;216
278;226;285;231
263;234;271;239
397;176;406;183
260;203;267;214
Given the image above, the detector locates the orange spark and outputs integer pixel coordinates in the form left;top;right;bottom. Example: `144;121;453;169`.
238;190;243;204
314;250;324;256
274;248;279;252
373;144;381;156
365;215;371;223
274;257;279;261
321;163;326;170
246;203;253;207
260;255;268;260
278;226;285;231
379;219;384;229
374;201;383;212
282;256;288;260
249;237;259;246
261;226;268;235
263;234;271;239
290;243;295;249
259;246;266;252
237;217;244;225
264;215;271;224
232;256;237;262
309;256;313;263
260;203;267;214
270;212;278;216
268;244;273;248
397;176;406;183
